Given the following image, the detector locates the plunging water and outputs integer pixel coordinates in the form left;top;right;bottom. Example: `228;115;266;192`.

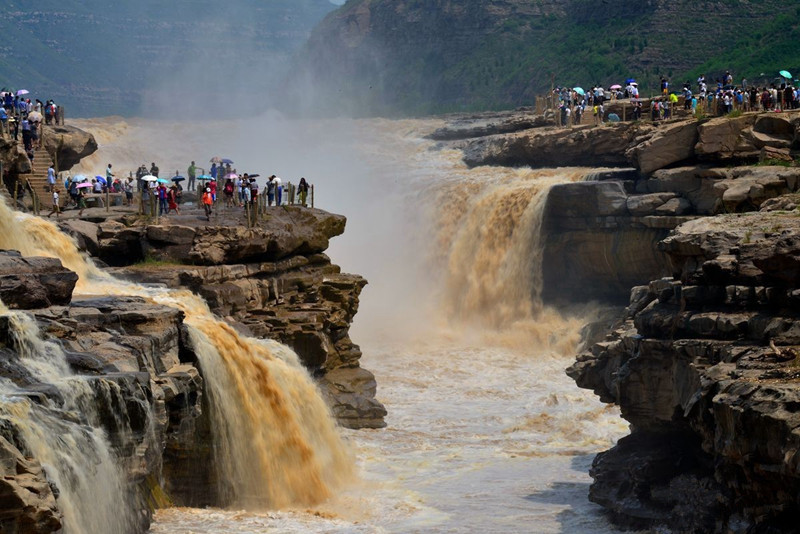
0;197;355;530
8;114;629;532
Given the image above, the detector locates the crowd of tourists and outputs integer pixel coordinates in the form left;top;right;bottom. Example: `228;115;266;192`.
551;70;800;127
47;158;312;221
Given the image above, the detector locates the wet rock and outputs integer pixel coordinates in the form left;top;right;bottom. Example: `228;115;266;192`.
0;251;77;308
0;435;62;534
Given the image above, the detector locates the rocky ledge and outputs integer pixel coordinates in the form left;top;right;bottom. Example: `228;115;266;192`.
58;206;386;430
0;277;202;533
568;204;800;533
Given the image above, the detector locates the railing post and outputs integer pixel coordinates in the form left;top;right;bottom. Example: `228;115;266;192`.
311;184;314;208
106;187;110;212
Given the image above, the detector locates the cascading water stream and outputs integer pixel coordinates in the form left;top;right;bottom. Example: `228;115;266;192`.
0;305;140;534
0;198;355;529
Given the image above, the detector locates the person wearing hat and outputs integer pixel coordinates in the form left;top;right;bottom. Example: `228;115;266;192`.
201;187;213;220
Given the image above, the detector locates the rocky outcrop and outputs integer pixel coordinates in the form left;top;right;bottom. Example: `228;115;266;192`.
42;125;99;171
427;109;549;141
463;121;652;168
0;251;78;308
453;109;800;173
0;289;204;533
60;208;386;430
568;208;800;532
541;165;800;303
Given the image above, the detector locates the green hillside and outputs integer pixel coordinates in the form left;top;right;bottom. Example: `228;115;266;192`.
289;0;800;116
0;0;338;116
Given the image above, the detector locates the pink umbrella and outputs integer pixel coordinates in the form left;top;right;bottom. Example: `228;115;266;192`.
76;182;92;189
610;84;622;90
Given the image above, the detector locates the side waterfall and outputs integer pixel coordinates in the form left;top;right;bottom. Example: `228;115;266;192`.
0;199;354;529
424;168;591;351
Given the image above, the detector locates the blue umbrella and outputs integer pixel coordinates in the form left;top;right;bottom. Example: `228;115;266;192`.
197;174;215;181
171;175;185;181
573;87;585;96
157;178;171;184
608;113;621;123
73;174;86;181
626;78;636;84
780;70;792;79
95;175;106;185
221;158;234;165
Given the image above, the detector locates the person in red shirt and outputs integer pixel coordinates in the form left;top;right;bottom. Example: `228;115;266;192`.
209;179;217;202
202;188;213;221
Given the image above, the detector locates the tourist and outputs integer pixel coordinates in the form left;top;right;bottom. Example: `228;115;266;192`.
187;161;197;192
157;181;168;215
124;177;134;206
106;164;114;188
30;119;39;149
298;178;309;207
150;162;159;177
223;178;235;207
77;186;87;217
46;164;56;192
47;188;60;218
21;117;31;151
209;177;217;203
274;175;282;205
201;187;213;220
249;176;259;206
167;185;180;215
92;179;102;194
266;175;276;206
210;162;218;181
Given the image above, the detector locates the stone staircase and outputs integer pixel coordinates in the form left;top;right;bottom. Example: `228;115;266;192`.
19;138;55;205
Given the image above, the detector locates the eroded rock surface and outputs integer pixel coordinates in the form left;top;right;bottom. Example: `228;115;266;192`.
569;209;800;533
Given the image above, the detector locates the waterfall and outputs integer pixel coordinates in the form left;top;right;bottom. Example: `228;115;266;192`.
0;198;355;527
423;168;591;352
0;306;140;533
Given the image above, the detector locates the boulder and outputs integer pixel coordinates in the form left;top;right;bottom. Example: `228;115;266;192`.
320;367;387;429
655;197;692;216
695;115;757;160
627;192;678;216
627;120;698;174
0;435;62;534
546;181;629;218
759;145;793;163
42;125;98;171
0;251;77;308
751;114;794;149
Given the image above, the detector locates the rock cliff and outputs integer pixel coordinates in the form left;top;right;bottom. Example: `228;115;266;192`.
439;107;800;531
59;206;386;430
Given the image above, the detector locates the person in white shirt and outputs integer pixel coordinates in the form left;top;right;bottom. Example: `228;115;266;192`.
47;188;60;218
274;176;282;206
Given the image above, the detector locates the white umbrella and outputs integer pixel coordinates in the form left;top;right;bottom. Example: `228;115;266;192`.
141;175;158;182
16;89;29;96
28;111;42;122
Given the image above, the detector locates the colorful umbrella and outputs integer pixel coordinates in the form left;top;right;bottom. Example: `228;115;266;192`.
73;174;87;181
610;84;622;90
16;89;29;96
573;87;585;96
221;158;234;165
210;156;222;164
95;175;106;185
225;173;238;179
197;175;215;181
141;175;158;182
780;70;792;79
157;178;171;184
171;176;185;182
76;182;92;189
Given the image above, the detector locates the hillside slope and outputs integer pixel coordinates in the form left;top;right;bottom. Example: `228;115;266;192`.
0;0;337;116
290;0;800;116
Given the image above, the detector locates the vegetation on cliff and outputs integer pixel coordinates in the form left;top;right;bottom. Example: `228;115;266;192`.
292;0;800;116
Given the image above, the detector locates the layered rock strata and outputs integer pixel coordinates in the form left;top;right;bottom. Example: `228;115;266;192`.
59;206;386;430
568;209;800;532
0;258;203;533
